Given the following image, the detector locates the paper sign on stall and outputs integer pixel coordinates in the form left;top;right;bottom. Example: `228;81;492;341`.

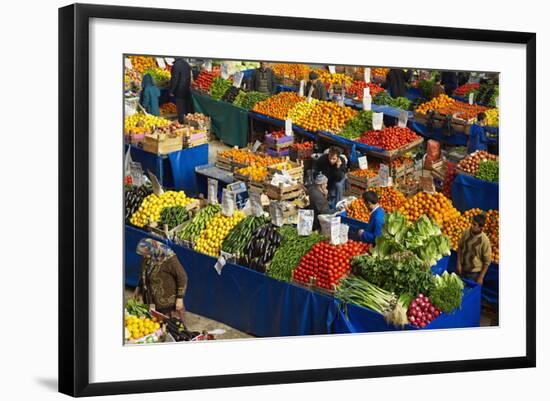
164;57;174;66
329;216;342;245
220;64;229;79
378;164;390;186
285;119;293;136
328;65;336;74
469;92;475;105
204;60;212;72
358;156;368;170
398;110;409;128
307;85;314;103
249;191;263;217
220;250;236;264
297;210;314;236
233;72;244;88
269;202;284;227
124;58;132;70
363;87;370;98
252;140;262;152
214;255;226;275
156;58;166;68
364;68;371;83
362;95;372;111
337;95;344;107
298;80;306;97
221;188;235;216
207;178;218;205
372;112;384;130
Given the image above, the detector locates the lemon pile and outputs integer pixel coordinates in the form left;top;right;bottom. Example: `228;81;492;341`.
287;99;319;122
125;315;161;341
194;211;246;257
124;112;171;134
485;108;499;127
130;191;196;227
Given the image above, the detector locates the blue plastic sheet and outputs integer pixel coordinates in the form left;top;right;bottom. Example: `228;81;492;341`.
167;144;208;196
125;145;171;187
411;121;469;146
451;173;499;212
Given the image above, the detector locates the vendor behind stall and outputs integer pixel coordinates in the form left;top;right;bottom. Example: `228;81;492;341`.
431;75;446;99
169;57;192;123
133;238;188;319
383;68;412;98
313;146;348;208
457;213;492;285
139;73;161;116
305;72;328;100
307;173;337;230
468;112;490;154
357;191;385;244
251;62;275;94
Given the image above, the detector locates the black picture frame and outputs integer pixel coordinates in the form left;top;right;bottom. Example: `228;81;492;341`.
59;3;536;397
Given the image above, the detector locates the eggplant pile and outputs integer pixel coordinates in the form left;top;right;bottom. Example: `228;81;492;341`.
165;317;200;342
125;185;152;222
241;224;282;273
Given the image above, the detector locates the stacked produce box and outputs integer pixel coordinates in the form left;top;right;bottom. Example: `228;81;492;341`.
264;130;294;157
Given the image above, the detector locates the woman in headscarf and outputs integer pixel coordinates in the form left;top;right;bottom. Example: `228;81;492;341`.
139;73;161;116
132;238;188;319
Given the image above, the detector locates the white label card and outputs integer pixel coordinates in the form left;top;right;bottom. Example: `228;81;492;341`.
221;189;235;216
249;191;263;217
358;156;368;170
124;58;132;70
398;110;409;128
233;72;244;88
299;80;306;97
372;112;383;130
214;255;226;275
207;178;218;205
378;164;390;186
156;58;166;69
204;60;212;72
164;57;174;66
362;95;372;111
297;209;314;236
469;92;475;105
328;65;336;74
252;140;262;152
363;87;370;98
364;68;371;83
285;119;293;136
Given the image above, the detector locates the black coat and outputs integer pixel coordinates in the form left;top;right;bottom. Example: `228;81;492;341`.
313;154;347;190
307;185;336;230
251;68;275;93
169;58;191;98
441;71;458;96
384;69;410;98
305;80;328;100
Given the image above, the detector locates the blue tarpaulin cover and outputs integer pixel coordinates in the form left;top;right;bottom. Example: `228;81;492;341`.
411;121;469;146
451;173;499;212
125;225;481;336
167;143;208;196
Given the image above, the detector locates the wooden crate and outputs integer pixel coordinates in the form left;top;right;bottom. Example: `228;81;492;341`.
248;181;265;194
348;174;379;190
267;160;304;183
265;182;305;201
143;133;183;155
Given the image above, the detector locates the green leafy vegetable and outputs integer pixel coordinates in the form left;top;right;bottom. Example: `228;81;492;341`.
430;271;464;313
339;110;373;139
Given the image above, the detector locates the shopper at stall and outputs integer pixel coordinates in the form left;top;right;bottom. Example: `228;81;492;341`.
456;213;492;285
431;75;446;99
313;146;347;207
468;112;490;153
383;68;411;98
305;72;328;100
133;238;188;319
169;57;192;123
251;62;275;94
307;173;337;230
357;191;385;244
139;73;161;116
441;70;458;96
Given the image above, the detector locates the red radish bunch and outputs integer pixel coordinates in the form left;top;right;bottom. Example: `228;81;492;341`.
192;71;218;92
293;240;370;290
348;81;385;100
358;127;420;150
407;294;442;328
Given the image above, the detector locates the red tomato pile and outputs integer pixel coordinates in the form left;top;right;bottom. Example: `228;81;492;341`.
192;71;219;92
292;240;370;290
292;141;314;151
347;81;385;100
269;130;286;139
358;127;420;150
454;82;480;96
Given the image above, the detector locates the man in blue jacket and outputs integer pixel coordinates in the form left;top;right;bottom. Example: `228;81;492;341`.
358;191;385;244
468;112;490;154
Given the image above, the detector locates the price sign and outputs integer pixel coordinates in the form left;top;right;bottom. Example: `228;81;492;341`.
164;57;175;66
269;202;284;227
233;71;244;88
372;112;383;130
220;250;235;264
328;65;336;74
364;68;371;83
329;216;342;245
378;164;390;186
469;92;475;105
307;85;314;103
252;140;262;152
204;60;212;72
220;64;229;79
285;118;293;136
221;188;235;216
156;58;166;68
358;156;368;170
398;110;409;128
299;80;306;97
249;191;263;216
362;95;372;111
214;254;226;275
337;95;344;107
297;209;314;236
496;96;500;108
363;87;370;98
207;178;218;205
124;57;132;70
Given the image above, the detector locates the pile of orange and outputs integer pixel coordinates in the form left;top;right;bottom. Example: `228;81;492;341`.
346;198;371;223
252;92;302;120
371;67;390;77
399;191;460;226
159;102;177;116
414;94;456;115
128;56;157;74
219;148;282;167
312;70;353;86
349;169;378;179
485;210;500;263
437;102;490;121
374;187;407;213
235;165;268;182
442;214;470;250
271;64;310;80
295;101;357;133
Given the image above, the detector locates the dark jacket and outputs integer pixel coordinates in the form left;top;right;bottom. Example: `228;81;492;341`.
384;69;411;98
305;80;328;100
313;153;347;190
169;58;191;98
139;74;161;116
441;71;458;96
307;185;336;230
251;68;275;94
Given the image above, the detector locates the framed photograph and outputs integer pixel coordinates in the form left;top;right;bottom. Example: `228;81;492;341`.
59;3;536;397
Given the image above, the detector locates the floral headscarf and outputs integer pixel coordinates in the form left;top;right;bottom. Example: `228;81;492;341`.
136;238;175;265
